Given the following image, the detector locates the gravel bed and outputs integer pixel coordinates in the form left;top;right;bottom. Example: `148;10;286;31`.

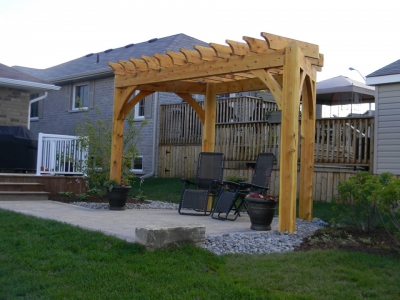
204;218;327;255
71;200;179;210
71;201;327;255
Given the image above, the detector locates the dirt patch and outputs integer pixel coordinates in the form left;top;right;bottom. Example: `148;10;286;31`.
295;226;400;258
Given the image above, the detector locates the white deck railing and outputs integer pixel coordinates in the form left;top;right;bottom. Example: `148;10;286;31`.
36;133;88;176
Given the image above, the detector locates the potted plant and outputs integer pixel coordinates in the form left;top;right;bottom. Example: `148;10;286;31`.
104;178;132;210
245;192;278;231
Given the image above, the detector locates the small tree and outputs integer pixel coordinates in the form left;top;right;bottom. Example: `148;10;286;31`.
75;107;147;194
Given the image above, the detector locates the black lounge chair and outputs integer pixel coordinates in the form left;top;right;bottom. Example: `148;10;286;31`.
211;152;275;221
178;152;225;216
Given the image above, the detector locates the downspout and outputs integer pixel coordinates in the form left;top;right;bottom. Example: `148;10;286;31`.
28;92;48;129
140;92;159;180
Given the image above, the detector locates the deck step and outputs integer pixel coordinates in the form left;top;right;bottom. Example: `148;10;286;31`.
0;182;46;192
0;191;50;201
0;182;50;200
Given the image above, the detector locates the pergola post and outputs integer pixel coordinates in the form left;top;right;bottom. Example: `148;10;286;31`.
110;86;137;182
299;78;316;221
110;87;126;182
279;43;301;233
202;83;217;152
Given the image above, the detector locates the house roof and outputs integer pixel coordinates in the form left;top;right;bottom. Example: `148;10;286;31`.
13;34;209;85
0;63;60;91
365;58;400;86
367;59;400;77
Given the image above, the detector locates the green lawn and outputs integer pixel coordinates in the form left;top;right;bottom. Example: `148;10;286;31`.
130;177;185;203
0;208;399;299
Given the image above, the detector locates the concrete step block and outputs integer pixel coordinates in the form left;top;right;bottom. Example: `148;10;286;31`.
135;224;206;251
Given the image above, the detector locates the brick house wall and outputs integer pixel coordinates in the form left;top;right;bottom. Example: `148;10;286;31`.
0;87;29;126
29;75;183;177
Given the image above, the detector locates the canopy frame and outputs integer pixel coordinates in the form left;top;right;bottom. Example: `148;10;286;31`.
108;32;324;232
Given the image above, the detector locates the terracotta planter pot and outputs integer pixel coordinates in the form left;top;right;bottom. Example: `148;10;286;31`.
245;198;277;231
106;186;131;210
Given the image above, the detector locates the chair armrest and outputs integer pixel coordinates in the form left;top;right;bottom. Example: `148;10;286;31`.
212;179;224;186
238;182;252;189
181;178;195;185
223;180;241;187
181;178;196;190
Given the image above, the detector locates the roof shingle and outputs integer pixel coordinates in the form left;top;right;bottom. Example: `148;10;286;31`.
13;34;209;84
367;59;400;77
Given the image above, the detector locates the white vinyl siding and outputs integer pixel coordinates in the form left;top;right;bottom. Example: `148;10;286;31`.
374;83;400;174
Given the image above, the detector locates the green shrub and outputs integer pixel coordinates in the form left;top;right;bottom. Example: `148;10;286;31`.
58;191;73;197
75;106;147;192
335;171;381;232
225;173;248;183
76;193;88;201
373;173;400;235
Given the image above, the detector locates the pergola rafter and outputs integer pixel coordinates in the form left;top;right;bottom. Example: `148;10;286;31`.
108;32;323;232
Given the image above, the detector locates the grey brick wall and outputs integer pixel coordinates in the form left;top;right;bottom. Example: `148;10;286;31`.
0;87;29;126
30;77;115;137
29;76;183;178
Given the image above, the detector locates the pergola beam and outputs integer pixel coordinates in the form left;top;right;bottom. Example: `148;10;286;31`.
175;92;205;124
114;50;285;87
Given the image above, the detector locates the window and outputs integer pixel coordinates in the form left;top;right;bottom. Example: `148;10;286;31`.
72;83;89;109
30;93;39;119
134;99;145;119
132;156;143;173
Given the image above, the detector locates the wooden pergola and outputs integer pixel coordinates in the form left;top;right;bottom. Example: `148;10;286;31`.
108;32;324;232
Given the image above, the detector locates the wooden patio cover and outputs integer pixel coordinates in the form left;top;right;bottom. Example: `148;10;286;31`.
108;32;324;232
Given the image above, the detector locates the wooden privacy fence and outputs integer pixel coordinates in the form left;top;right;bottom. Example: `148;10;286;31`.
159;96;278;146
159;98;374;170
314;117;374;166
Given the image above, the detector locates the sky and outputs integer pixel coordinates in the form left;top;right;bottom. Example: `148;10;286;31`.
1;0;399;83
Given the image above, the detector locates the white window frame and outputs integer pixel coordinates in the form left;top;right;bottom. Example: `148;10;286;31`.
72;82;89;110
134;100;145;120
29;93;39;120
131;155;143;173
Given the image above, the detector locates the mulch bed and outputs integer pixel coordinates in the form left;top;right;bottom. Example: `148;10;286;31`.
49;194;150;204
295;226;400;258
50;194;399;258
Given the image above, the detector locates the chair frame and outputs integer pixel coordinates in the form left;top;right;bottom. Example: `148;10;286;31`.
211;152;275;221
178;152;224;216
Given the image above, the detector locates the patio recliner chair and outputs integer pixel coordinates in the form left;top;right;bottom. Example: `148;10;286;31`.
178;152;225;216
211;152;275;221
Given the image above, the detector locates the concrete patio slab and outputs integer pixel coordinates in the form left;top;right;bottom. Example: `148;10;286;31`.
0;200;278;243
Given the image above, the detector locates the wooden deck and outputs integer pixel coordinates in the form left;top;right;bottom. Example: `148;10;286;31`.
0;173;87;195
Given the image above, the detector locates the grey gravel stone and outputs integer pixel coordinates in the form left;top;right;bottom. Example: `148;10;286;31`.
204;218;326;255
71;201;326;255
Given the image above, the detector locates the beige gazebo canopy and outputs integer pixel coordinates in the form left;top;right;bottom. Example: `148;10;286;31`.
108;32;324;232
